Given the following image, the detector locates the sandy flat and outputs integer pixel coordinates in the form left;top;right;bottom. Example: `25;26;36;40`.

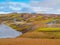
0;38;60;45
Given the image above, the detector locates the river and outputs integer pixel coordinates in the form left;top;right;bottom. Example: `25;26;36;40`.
0;23;22;38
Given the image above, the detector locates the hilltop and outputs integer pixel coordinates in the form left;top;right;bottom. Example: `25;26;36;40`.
0;13;60;39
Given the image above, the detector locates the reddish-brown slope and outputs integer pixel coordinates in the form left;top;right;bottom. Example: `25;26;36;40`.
0;38;60;45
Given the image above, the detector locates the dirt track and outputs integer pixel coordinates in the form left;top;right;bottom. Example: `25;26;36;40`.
0;38;60;45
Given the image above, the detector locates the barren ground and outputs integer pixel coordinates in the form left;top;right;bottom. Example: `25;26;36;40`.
0;38;60;45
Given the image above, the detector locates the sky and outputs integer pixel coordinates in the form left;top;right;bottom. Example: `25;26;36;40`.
0;0;60;14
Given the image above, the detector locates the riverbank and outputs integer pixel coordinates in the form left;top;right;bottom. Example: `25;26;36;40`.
0;38;60;45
